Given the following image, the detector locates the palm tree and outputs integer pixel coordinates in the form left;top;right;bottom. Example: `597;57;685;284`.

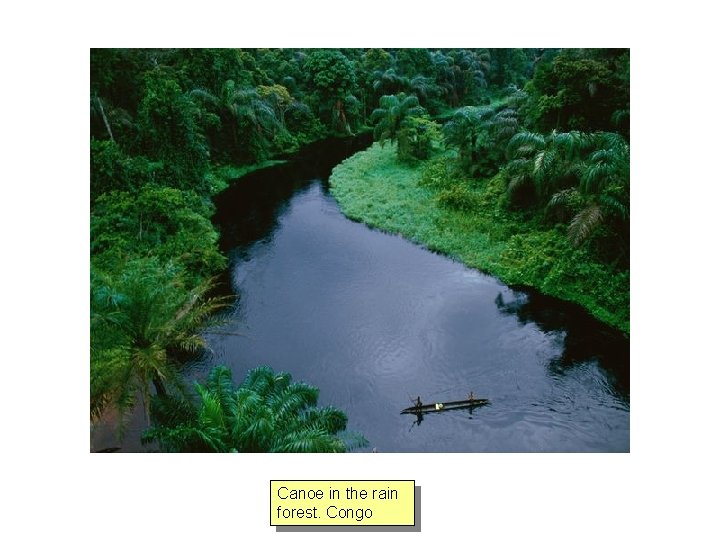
553;133;629;247
506;131;629;248
431;52;460;106
372;68;409;97
256;84;309;131
442;106;494;171
443;105;522;177
191;80;280;161
143;365;367;453
452;49;490;99
505;130;590;202
370;93;425;148
432;50;490;106
408;75;442;106
91;257;228;422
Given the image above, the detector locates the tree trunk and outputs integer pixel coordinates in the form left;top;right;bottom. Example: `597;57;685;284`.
94;96;115;142
153;376;167;397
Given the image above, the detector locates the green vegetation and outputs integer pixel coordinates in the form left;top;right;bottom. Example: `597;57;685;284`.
206;159;288;193
91;48;628;451
370;92;441;162
143;365;367;452
90;258;227;420
330;142;629;334
332;48;629;333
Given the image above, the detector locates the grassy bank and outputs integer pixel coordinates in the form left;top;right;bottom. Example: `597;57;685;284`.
329;143;629;334
206;160;288;194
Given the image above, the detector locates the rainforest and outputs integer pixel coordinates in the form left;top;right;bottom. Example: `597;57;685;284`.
90;48;630;452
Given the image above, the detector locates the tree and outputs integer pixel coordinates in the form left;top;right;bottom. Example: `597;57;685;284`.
136;69;211;192
450;49;490;102
370;93;425;148
431;51;460;106
173;48;263;95
91;185;226;280
396;48;433;78
408;75;440;105
443;104;521;177
549;132;629;252
505;130;597;205
397;116;441;163
505;131;629;257
90;139;162;204
372;68;409;97
357;49;394;116
362;49;393;74
90;48;149;115
431;49;490;107
524;48;630;136
442;106;494;174
90;258;228;421
143;365;367;452
303;50;358;133
487;48;535;88
191;80;281;162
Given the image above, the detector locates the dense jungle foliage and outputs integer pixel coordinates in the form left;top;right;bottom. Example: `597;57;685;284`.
90;48;629;451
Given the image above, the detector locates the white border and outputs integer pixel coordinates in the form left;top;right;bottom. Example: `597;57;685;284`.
4;2;718;538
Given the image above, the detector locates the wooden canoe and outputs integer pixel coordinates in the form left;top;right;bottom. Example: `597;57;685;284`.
401;398;490;415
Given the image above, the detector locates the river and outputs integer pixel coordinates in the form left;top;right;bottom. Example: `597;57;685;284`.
92;136;629;452
199;136;629;452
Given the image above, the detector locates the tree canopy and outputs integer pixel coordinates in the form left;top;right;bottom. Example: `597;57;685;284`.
90;48;629;450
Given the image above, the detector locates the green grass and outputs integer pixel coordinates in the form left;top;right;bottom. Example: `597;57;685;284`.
329;143;629;334
206;160;288;194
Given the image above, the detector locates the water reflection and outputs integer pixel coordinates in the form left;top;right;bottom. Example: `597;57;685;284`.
494;291;630;402
213;135;373;253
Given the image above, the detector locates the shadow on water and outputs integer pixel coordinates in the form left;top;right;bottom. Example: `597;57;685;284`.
207;134;374;304
494;289;629;403
212;134;373;253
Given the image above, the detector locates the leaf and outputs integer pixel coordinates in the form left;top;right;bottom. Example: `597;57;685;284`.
568;204;604;246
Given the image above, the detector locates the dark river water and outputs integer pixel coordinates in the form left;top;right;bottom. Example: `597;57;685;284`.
92;136;629;452
199;137;629;453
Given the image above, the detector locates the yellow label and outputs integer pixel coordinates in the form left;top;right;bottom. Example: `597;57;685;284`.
270;480;415;526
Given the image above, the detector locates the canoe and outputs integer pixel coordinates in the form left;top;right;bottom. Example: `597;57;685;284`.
401;398;490;415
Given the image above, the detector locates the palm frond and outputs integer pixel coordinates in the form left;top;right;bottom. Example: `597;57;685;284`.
599;193;629;220
204;365;236;415
272;428;346;453
197;385;226;432
304;407;347;433
548;188;577;209
338;431;369;452
142;364;365;453
554;131;593;158
243;365;277;396
506;172;532;197
568;204;604;246
189;88;219;108
507;132;545;157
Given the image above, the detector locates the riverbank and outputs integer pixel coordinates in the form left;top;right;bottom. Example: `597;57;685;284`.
206;160;288;193
329;143;629;334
